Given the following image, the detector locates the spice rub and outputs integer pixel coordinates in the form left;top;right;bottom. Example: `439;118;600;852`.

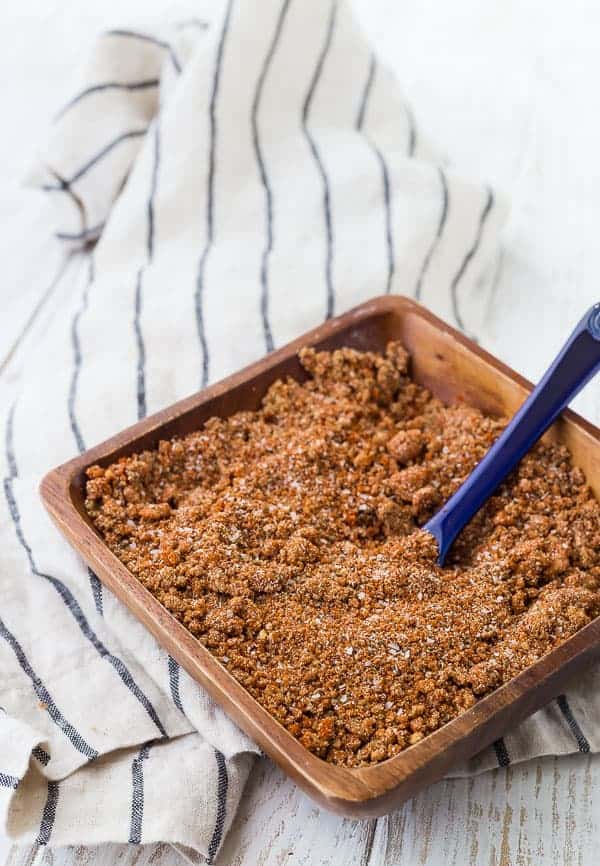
85;342;600;766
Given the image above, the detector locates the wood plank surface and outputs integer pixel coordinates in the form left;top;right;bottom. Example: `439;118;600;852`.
5;753;599;865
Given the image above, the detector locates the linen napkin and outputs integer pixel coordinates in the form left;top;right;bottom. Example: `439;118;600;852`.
3;0;596;860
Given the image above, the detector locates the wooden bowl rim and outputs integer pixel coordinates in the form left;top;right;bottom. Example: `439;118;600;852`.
40;295;600;814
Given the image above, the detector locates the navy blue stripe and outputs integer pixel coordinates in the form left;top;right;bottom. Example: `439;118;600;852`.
252;0;293;354
68;255;94;452
195;0;235;388
68;256;105;616
56;223;105;243
37;781;60;846
206;750;229;864
301;0;337;319
556;695;590;753
134;121;160;422
405;103;417;157
88;569;104;616
355;55;394;295
32;746;51;766
355;54;376;131
415;167;449;300
134;269;147;421
105;29;182;74
42;170;87;240
42;129;147;190
147;123;160;260
128;742;153;844
4;406;167;738
493;738;510;767
56;79;159;120
168;656;184;713
0;773;20;789
450;186;494;331
4;409;17;476
374;148;394;294
0;616;98;760
0;254;75;378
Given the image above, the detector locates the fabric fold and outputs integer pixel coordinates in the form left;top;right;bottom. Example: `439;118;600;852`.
25;21;203;249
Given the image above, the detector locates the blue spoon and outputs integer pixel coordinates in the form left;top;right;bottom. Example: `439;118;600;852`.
424;303;600;565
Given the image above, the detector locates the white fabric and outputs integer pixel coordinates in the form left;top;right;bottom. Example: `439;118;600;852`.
7;0;595;859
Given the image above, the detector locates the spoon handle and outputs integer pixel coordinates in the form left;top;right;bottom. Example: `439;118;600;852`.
424;304;600;565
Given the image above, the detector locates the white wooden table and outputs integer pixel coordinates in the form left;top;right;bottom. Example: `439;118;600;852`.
2;1;599;863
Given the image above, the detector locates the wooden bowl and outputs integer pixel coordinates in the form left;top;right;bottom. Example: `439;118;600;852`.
40;296;600;817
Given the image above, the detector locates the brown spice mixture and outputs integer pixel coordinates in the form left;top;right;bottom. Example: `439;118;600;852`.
85;343;600;767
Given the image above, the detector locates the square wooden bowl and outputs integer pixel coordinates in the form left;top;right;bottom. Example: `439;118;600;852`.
40;296;600;817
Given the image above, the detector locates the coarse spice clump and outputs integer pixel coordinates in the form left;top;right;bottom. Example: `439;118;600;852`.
85;342;600;767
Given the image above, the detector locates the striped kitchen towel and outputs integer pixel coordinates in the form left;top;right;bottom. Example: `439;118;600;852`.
4;0;595;860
